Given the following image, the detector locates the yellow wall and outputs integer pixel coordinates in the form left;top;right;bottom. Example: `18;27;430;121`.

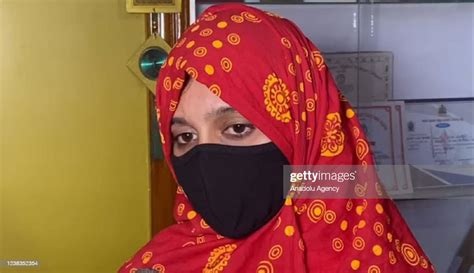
0;0;151;272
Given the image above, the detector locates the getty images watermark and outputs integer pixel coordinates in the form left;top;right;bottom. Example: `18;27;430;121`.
282;165;407;199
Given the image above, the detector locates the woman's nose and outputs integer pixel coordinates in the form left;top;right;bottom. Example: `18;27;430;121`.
196;130;221;145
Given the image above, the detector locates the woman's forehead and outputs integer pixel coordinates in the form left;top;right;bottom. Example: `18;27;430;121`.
174;78;236;120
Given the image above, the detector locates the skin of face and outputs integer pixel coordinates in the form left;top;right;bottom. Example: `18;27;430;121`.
171;78;271;157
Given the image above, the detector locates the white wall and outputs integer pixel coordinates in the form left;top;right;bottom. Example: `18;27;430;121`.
199;3;474;100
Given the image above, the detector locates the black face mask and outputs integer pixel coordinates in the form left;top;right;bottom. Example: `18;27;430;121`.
170;142;289;239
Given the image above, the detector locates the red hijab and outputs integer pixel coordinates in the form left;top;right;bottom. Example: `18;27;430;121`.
119;3;436;273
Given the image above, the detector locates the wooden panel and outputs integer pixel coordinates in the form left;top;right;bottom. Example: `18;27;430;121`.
149;0;191;236
150;151;177;235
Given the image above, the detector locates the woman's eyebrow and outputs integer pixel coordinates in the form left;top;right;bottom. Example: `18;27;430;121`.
171;117;188;125
205;106;237;120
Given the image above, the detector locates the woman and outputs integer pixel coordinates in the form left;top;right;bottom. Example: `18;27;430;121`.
119;3;436;272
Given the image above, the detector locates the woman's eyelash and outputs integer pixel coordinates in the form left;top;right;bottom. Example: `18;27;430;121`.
172;123;256;145
224;123;255;135
173;132;196;144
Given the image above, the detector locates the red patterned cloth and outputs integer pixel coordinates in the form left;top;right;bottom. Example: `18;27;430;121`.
119;3;436;273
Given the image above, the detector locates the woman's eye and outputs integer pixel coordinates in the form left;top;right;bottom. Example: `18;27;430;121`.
175;132;197;145
224;123;255;137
